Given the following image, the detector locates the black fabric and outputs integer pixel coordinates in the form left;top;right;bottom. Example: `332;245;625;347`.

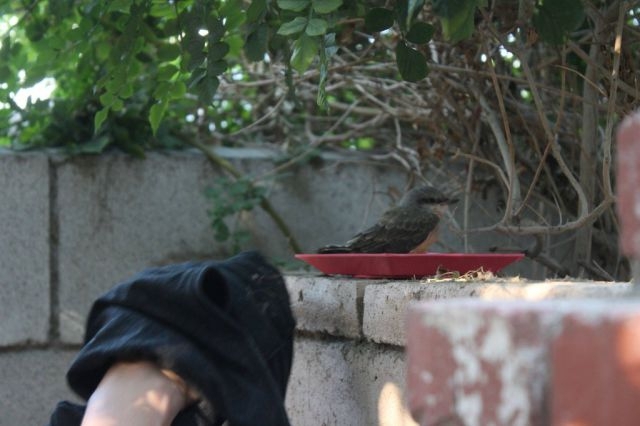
48;251;295;426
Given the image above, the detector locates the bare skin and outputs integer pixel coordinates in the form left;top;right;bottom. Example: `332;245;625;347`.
81;361;197;426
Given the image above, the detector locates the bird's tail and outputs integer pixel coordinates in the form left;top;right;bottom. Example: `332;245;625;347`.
317;245;353;254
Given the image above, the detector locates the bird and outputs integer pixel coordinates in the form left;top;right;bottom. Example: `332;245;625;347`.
317;185;457;254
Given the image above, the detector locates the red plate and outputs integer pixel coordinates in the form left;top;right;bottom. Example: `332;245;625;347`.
295;253;525;278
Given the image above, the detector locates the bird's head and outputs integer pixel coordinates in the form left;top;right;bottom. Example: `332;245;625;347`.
401;185;458;215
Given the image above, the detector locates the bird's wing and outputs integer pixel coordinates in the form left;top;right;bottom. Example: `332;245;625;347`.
345;207;440;253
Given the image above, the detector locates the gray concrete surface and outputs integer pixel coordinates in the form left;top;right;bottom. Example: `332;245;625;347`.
55;152;222;343
0;153;50;345
0;348;78;425
286;275;373;338
52;149;413;342
286;337;416;426
363;280;632;346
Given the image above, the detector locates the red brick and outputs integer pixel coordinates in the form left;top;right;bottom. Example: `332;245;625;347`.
406;299;640;426
406;300;551;426
551;310;640;426
617;110;640;258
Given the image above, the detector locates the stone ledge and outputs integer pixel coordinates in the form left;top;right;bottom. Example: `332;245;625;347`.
285;276;630;345
406;298;640;426
285;275;374;338
364;280;631;346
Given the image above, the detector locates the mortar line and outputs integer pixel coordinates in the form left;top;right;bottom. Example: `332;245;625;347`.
48;157;60;343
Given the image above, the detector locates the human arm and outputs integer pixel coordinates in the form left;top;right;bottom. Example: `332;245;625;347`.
80;361;194;426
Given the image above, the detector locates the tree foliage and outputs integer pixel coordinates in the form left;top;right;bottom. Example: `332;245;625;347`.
1;0;639;279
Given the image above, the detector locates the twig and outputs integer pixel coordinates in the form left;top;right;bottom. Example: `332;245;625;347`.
602;0;628;199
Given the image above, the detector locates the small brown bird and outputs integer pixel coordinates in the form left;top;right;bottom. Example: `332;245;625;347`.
318;185;457;254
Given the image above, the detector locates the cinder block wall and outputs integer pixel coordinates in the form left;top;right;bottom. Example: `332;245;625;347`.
1;149;625;425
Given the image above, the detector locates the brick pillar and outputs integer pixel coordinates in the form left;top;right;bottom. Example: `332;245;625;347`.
406;299;640;426
617;110;640;287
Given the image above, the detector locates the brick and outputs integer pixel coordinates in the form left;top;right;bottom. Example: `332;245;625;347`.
0;152;50;345
616;110;640;258
551;304;640;425
406;299;640;426
286;275;371;338
406;300;551;426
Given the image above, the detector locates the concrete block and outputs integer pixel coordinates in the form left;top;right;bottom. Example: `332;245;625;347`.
54;150;409;343
0;152;50;345
286;275;372;338
286;336;416;426
55;151;222;343
0;348;79;425
363;280;631;346
406;299;640;426
363;281;488;346
254;156;407;256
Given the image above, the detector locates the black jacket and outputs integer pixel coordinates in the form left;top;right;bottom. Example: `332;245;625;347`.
48;251;295;426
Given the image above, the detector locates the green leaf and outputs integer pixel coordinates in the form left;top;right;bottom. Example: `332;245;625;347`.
291;34;318;73
149;101;167;135
406;0;426;28
395;41;428;82
77;135;111;154
94;107;109;133
154;81;172;99
213;220;230;242
396;0;425;31
120;83;134;99
278;17;308;35
220;0;246;30
170;81;187;99
195;75;220;104
99;92;115;107
157;43;181;61
306;18;328;36
107;0;130;13
247;0;267;22
245;24;269;61
432;0;478;42
365;8;395;33
111;98;124;112
533;0;585;45
208;59;228;76
187;68;207;89
209;42;230;60
158;64;180;80
324;32;338;57
49;0;74;22
277;0;311;12
312;0;342;14
406;22;434;44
